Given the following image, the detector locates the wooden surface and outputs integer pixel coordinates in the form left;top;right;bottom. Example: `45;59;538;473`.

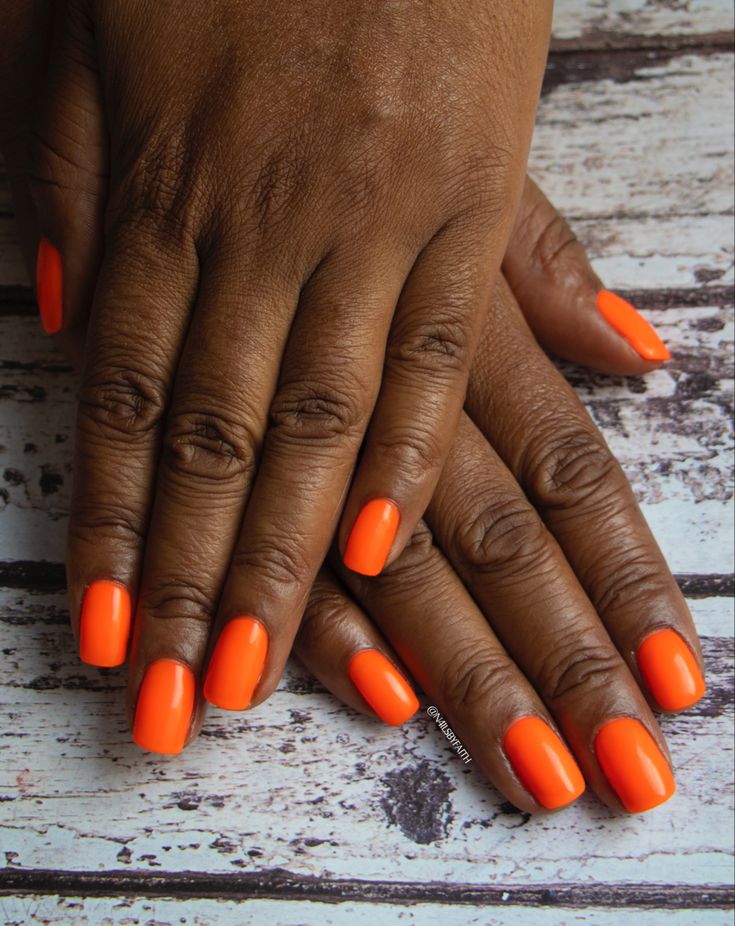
1;2;733;924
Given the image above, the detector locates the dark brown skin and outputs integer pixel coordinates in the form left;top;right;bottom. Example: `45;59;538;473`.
0;2;703;813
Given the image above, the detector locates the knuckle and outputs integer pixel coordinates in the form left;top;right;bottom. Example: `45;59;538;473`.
440;640;516;714
372;424;445;481
389;310;472;376
380;520;436;579
299;581;354;655
69;500;145;546
454;495;548;576
524;428;619;511
529;211;579;274
247;133;310;235
140;579;214;626
231;533;313;593
162;409;258;484
591;549;672;617
269;377;367;446
108;129;204;244
78;363;168;438
539;644;622;704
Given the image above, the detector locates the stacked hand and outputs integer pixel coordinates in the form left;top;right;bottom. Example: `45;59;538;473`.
0;0;704;814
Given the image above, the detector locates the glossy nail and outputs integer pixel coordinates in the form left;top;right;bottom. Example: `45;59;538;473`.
348;649;418;725
133;659;195;754
503;716;585;809
79;580;132;667
343;498;400;576
596;290;670;361
36;239;63;334
595;717;675;812
636;628;706;711
204;616;268;710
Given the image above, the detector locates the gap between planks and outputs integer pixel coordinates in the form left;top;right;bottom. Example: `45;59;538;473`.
0;870;733;909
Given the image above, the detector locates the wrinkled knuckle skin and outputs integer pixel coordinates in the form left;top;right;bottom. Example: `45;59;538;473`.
380;520;436;579
372;424;446;482
299;585;354;656
454;496;548;577
440;642;516;715
529;211;580;275
231;534;313;594
162;410;258;485
247;134;311;236
591;551;672;618
68;500;145;547
269;379;366;446
140;580;214;627
389;310;472;376
525;429;619;511
539;646;622;704
108;129;205;245
78;364;168;439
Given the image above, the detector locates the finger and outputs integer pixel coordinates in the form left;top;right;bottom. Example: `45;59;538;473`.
335;522;586;814
426;413;675;813
337;215;498;576
126;246;301;735
504;176;670;374
66;209;199;677
467;276;705;716
203;244;412;712
294;567;418;724
29;1;107;336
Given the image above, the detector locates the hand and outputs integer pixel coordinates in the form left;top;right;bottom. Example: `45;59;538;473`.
26;1;555;730
292;239;701;816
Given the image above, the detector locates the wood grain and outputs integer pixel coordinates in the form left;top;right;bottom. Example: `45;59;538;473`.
0;1;733;924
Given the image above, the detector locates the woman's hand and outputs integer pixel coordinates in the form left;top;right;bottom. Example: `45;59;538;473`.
28;0;554;721
292;269;702;816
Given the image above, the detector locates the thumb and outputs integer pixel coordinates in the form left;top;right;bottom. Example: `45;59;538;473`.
503;176;671;376
30;0;107;338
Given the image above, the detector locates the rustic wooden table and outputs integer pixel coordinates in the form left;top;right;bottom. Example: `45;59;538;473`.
1;2;733;924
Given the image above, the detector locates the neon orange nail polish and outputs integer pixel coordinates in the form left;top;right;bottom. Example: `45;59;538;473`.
636;628;706;711
343;499;400;576
348;649;418;725
204;616;268;710
36;239;63;334
79;580;132;667
133;659;195;754
503;716;586;809
596;290;670;361
595;717;675;812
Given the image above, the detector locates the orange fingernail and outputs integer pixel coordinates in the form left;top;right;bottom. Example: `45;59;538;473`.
204;616;268;710
595;717;675;812
596;290;670;361
503;716;585;809
36;239;63;334
133;659;195;754
343;499;400;576
636;628;706;711
348;649;418;725
79;580;132;667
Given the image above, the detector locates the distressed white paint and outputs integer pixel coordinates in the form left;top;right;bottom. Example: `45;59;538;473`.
552;0;734;40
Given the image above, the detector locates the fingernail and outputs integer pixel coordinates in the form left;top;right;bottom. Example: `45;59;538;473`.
79;580;132;667
348;649;419;725
204;616;268;710
595;717;675;812
636;628;706;711
343;499;400;576
36;239;63;334
133;659;195;754
596;290;670;361
503;716;585;809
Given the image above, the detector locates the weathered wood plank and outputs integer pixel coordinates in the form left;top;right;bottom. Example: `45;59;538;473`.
552;0;734;43
0;586;732;882
1;893;732;926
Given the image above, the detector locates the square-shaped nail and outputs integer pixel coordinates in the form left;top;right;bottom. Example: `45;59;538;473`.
204;616;268;710
79;580;132;667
